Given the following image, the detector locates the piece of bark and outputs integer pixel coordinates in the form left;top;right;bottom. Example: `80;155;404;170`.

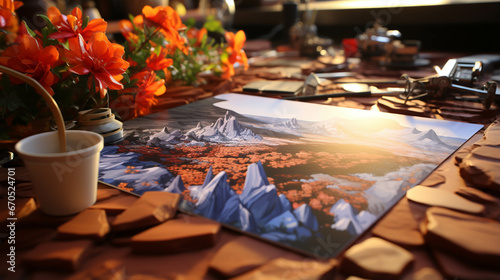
371;198;425;247
377;98;429;117
406;185;484;214
455;186;500;220
422;207;500;270
454;145;476;165
438;111;481;122
432;249;500;280
471;145;500;160
131;214;220;254
341;237;414;280
209;235;300;278
476;118;500;146
455;186;500;204
231;257;338;280
22;240;93;272
57;209;110;241
419;172;446;187
402;267;443;280
0;197;36;229
90;195;138;215
112;191;180;232
459;147;500;193
345;277;370;280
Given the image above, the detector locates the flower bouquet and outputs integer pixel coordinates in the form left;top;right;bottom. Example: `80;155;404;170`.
0;1;248;140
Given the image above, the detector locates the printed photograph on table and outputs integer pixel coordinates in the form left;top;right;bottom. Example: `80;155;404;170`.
99;93;482;257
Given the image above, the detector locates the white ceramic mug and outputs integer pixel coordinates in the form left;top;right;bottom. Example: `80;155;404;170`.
15;130;104;216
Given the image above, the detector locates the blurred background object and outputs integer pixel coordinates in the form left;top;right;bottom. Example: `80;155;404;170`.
199;0;235;29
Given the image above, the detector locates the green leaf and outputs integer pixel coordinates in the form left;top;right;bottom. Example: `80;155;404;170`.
60;40;70;50
37;15;58;33
150;36;165;47
41;27;60;47
82;16;89;30
23;21;37;38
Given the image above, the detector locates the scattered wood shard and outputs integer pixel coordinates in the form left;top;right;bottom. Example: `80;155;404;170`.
232;257;338;280
341;237;414;280
406;185;485;214
22;240;93;272
131;214;220;254
57;209;110;241
112;191;180;232
421;207;500;270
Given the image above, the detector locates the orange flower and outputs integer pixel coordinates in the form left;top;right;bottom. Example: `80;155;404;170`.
0;34;59;95
220;59;234;80
221;30;248;79
225;30;248;69
47;6;107;41
0;0;22;12
64;32;129;98
0;0;22;43
119;19;140;45
146;47;173;73
186;27;207;47
132;71;166;116
141;5;187;53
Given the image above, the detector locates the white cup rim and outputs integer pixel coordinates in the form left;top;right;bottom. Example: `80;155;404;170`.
15;130;104;160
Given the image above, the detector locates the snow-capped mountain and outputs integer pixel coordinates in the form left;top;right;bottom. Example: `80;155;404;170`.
172;161;321;242
329;199;376;235
376;127;457;151
294;203;319;232
163;175;186;194
147;128;185;147
239;162;284;224
275;118;300;129
269;118;302;136
187;111;262;142
415;129;455;149
191;171;237;219
147;112;262;146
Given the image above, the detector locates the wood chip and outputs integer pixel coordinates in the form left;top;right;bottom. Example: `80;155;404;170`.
406;185;484;214
422;207;500;269
22;240;93;272
341;237;414;280
112;191;180;232
90;195;138;215
131;215;220;254
57;209;110;241
209;235;296;278
232;257;338;280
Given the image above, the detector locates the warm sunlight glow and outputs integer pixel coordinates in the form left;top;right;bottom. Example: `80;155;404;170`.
327;0;451;9
308;0;475;11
